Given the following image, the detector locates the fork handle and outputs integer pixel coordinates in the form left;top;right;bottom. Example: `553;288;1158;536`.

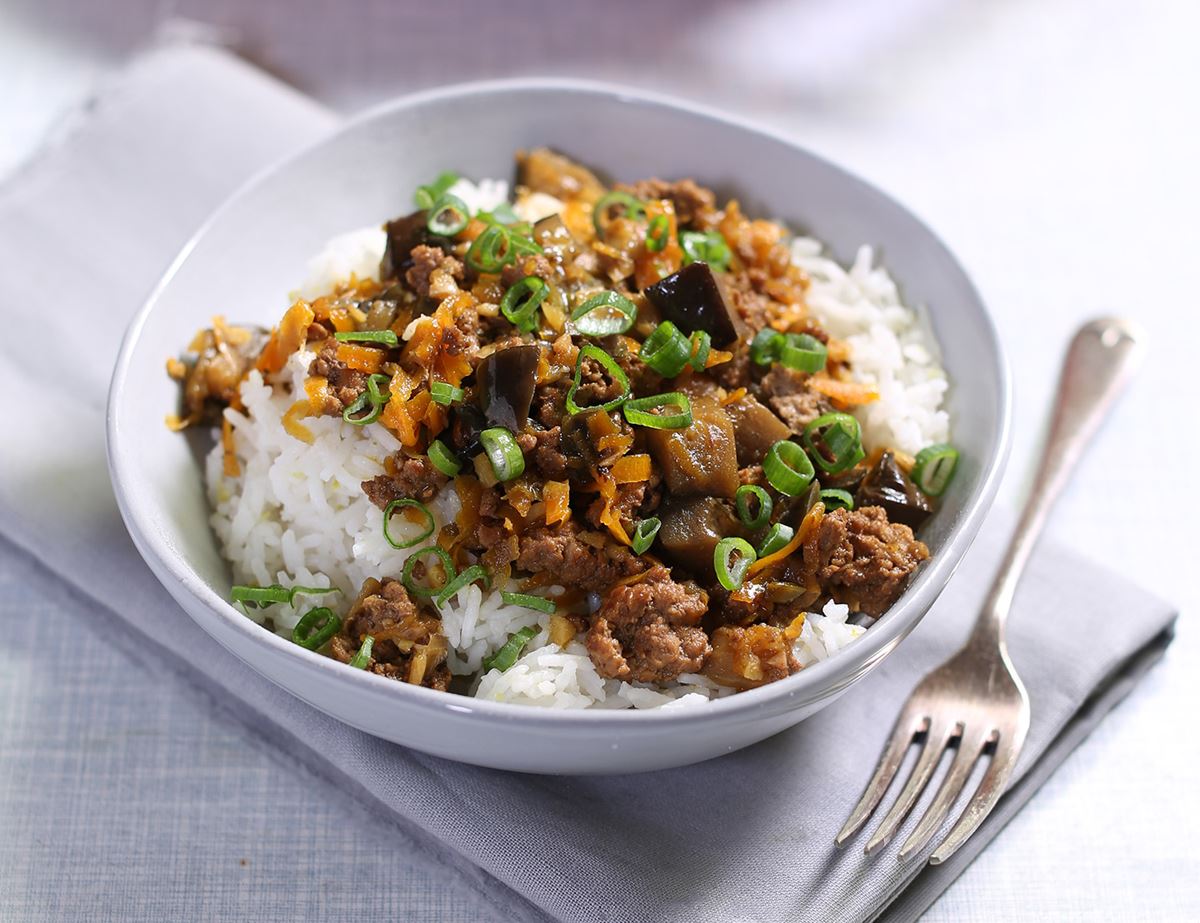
970;317;1145;645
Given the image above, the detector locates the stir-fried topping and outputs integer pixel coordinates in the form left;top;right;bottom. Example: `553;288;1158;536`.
175;149;960;696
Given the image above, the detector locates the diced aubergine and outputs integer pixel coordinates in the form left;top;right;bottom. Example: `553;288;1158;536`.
656;497;749;578
379;210;429;282
644;397;739;498
723;393;793;468
643;262;745;348
855;451;933;530
477;345;541;431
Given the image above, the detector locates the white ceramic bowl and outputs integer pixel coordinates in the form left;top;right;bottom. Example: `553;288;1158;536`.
107;79;1009;774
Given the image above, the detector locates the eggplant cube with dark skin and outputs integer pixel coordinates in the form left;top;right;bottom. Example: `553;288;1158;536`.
477;344;540;431
645;397;740;499
643;261;746;348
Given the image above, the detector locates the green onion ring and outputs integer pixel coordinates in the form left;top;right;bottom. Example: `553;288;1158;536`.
778;333;828;374
401;545;456;599
763;440;816;495
382;499;435;550
427;438;462;476
500;591;557;614
756;522;795;558
466;224;516;273
679;230;732;271
342;391;377;426
570;290;638;337
646;214;670;252
414;171;459;210
334;329;399;347
714;537;757;591
426;193;470;236
434;564;491;607
689;330;711;371
631;517;661;555
429;381;465;405
231;583;340;608
565;344;631;415
479;427;526;481
348;635;375;669
803;412;866;474
735;484;774;529
483;625;539;673
622;391;693;429
292;607;341;650
592;191;647;239
500;275;549;332
639;321;692;378
912;444;960;497
750;327;784;365
819;488;855;511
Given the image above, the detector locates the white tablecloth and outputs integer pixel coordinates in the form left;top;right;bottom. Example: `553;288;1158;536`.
1;0;1197;919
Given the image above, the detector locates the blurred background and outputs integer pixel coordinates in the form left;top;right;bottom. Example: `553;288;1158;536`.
2;1;1196;918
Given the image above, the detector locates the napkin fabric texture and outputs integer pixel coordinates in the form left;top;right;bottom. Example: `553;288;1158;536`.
0;42;1177;923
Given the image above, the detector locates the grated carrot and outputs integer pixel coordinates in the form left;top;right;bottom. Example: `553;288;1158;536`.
544;480;571;525
335;343;386;374
281;400;315;444
612;454;652;484
809;375;879;406
257;301;314;374
748;502;825;576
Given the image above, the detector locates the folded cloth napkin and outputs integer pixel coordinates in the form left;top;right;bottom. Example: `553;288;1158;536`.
0;42;1177;923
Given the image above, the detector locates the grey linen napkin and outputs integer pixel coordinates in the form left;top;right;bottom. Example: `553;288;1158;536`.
0;43;1177;923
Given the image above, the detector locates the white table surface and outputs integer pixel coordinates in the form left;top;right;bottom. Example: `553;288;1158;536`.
2;0;1197;919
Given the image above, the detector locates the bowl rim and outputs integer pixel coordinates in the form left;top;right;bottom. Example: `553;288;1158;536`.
107;75;1012;728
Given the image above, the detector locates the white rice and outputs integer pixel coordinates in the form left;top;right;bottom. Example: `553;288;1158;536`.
205;183;947;709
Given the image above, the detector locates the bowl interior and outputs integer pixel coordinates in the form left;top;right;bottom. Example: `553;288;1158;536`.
108;80;1008;720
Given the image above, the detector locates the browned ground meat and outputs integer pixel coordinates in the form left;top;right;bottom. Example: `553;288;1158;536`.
309;340;367;412
330;578;451;690
516;521;647;592
760;365;834;433
525;426;572;480
533;376;571;428
808;506;929;616
703;624;799;690
501;253;556;287
405;244;464;298
585;476;661;533
585;565;710;683
361;455;448;509
625;178;717;228
574;350;627;407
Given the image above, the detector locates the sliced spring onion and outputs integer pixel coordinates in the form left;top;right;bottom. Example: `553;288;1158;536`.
348;635;375;669
778;333;828;373
414;171;459;210
508;231;543;257
430;381;465;405
803;412;865;474
401;545;456;599
750;328;784;365
689;330;712;371
343;373;391;426
467;224;516;272
427;438;462;476
735;484;773;529
483;625;539;673
570;290;638;336
631;517;661;555
819;488;855;511
565;344;631;415
763;440;816;495
912;444;960;496
679;230;732;272
500;275;549;332
478;201;520;225
292;607;341;650
592;191;646;238
426;193;470;236
435;564;491;607
639;321;692;377
646;214;670;252
756;522;795;558
622;391;693;429
334;329;399;347
479;427;525;481
231;583;341;608
714;537;757;591
382;499;435;549
501;591;557;614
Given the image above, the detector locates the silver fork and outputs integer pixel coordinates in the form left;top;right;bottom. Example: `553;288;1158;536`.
836;317;1145;864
